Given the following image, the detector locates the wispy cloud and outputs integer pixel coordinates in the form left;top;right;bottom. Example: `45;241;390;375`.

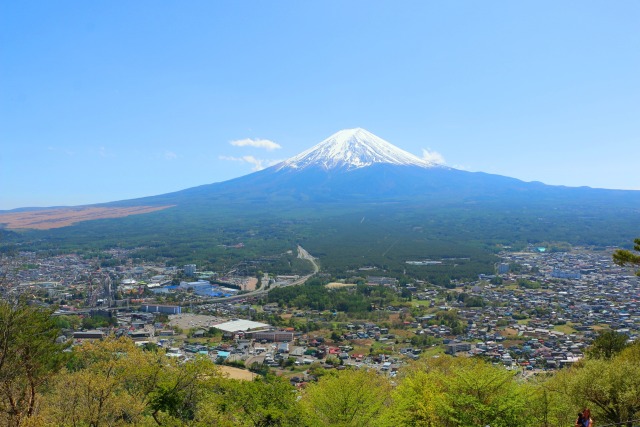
164;151;177;160
230;138;281;151
47;146;74;156
422;149;446;165
98;146;115;158
219;155;282;171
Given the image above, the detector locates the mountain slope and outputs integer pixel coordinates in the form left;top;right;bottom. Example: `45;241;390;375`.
132;125;639;209
96;128;640;265
2;128;639;278
277;128;433;170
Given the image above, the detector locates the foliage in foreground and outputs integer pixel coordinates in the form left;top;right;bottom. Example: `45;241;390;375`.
0;299;68;427
613;237;640;276
3;298;640;426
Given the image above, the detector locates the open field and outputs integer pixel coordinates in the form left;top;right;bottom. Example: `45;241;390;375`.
244;277;258;291
219;366;258;381
325;282;357;289
0;205;173;230
169;313;227;331
554;323;578;334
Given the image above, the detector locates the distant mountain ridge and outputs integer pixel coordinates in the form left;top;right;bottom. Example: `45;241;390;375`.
4;127;640;211
2;128;639;281
1;128;639;254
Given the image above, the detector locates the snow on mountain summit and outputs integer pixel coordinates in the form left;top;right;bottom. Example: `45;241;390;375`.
277;128;433;171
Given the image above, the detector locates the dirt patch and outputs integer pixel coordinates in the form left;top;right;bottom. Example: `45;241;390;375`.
502;328;520;338
325;282;357;289
219;366;258;381
168;314;227;332
0;205;174;230
244;277;258;291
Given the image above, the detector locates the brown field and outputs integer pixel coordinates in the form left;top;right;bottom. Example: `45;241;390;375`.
325;282;357;289
244;277;258;291
502;327;520;338
0;205;173;230
219;366;258;381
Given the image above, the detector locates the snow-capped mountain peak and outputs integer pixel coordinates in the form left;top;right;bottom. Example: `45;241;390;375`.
277;128;434;171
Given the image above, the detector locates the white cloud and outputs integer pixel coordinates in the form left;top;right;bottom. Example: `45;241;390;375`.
230;138;281;151
98;146;114;158
47;146;74;156
421;149;446;165
164;151;177;160
219;155;242;162
219;155;282;171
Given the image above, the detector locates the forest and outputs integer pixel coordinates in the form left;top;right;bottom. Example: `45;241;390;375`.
1;299;639;427
266;278;400;314
4;197;638;285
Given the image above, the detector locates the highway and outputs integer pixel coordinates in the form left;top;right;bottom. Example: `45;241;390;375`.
297;244;319;274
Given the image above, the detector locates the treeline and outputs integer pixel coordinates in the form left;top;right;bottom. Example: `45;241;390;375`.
2;300;640;426
267;278;400;313
8;198;638;283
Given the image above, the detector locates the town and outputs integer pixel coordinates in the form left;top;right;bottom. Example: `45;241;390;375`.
1;244;637;383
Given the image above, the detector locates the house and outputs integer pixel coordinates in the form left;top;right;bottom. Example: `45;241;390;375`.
73;330;104;340
445;341;472;355
129;330;152;340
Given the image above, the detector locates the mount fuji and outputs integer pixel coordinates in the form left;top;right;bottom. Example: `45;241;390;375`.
3;128;639;270
140;127;630;206
277;128;435;170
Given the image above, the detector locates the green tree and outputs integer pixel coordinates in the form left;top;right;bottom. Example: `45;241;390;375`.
300;368;390;427
39;337;221;426
586;330;629;359
199;374;303;426
149;355;220;425
52;315;71;330
387;356;533;427
613;238;640;275
551;349;640;427
526;377;575;427
0;299;68;427
330;331;343;342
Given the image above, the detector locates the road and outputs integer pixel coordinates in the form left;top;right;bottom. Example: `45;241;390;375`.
65;247;318;312
191;245;318;304
297;245;319;274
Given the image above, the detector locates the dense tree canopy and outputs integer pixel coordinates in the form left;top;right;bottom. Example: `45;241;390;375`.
586;330;630;359
386;356;532;427
0;299;68;427
300;369;390;426
550;343;640;427
2;303;640;426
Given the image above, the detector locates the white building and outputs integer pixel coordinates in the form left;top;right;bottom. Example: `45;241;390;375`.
184;264;196;276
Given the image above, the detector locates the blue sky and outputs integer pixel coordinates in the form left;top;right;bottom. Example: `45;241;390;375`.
1;1;639;210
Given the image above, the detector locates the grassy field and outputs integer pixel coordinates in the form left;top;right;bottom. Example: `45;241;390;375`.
553;323;577;334
219;366;258;381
